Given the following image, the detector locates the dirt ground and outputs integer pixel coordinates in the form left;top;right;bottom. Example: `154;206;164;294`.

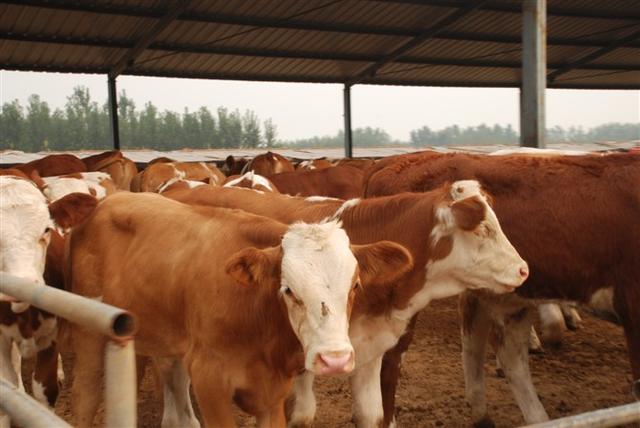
24;296;635;427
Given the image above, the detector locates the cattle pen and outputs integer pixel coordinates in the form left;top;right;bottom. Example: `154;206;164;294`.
1;0;639;427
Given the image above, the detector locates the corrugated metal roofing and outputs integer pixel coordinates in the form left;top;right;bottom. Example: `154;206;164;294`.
1;0;638;89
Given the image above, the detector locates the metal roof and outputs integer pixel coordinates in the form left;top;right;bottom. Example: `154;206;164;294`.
1;0;639;89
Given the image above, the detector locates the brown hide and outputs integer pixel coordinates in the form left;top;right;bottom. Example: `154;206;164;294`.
242;152;294;177
132;161;225;193
269;165;364;199
15;154;86;177
82;150;138;190
296;158;332;170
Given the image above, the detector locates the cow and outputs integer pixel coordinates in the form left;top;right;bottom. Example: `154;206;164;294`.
221;155;250;176
296;158;333;171
82;150;138;191
241;151;295;176
268;165;364;199
223;171;280;193
333;158;376;171
42;172;117;203
165;182;529;427
66;191;412;428
0;171;96;427
14;153;86;177
130;161;226;193
364;150;640;426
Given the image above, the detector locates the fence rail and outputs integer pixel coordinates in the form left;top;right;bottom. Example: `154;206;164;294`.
522;402;640;428
0;272;138;427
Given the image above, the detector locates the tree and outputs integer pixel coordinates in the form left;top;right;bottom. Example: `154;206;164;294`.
263;118;278;148
198;107;217;148
0;100;26;150
241;110;262;148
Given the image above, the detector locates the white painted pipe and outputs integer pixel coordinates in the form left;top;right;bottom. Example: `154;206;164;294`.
105;340;137;428
0;378;72;428
0;272;135;340
522;402;640;428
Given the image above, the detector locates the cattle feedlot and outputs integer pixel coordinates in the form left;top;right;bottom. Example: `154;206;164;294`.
0;146;638;428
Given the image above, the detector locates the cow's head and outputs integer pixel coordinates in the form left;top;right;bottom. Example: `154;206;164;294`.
226;220;412;376
0;176;97;312
427;180;528;296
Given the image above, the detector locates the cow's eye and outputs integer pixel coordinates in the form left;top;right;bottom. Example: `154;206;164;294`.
354;280;361;290
283;286;292;295
43;227;52;234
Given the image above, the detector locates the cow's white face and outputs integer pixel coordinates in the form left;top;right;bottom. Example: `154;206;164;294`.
280;221;356;375
427;180;528;297
0;177;53;312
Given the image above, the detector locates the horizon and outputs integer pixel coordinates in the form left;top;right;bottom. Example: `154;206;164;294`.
1;70;639;142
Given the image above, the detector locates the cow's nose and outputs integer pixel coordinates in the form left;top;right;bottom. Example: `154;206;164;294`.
314;350;354;376
519;265;529;281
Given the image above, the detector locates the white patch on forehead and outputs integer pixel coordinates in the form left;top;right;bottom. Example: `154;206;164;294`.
449;180;483;201
305;196;340;202
330;198;360;221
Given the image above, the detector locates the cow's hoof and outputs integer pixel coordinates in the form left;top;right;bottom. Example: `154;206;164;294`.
473;416;495;428
633;379;640;401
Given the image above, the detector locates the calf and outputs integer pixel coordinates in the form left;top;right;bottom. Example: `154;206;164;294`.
166;182;528;427
241;151;294;176
269;165;364;199
82;150;138;190
0;173;96;426
365;150;640;425
14;153;86;177
67;192;410;428
131;161;226;193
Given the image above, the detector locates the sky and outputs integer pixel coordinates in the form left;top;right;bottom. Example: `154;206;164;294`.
1;70;638;141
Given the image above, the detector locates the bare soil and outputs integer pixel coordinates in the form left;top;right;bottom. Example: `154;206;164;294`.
24;297;635;427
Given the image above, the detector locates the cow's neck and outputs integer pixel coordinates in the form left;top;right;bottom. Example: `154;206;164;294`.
338;193;446;317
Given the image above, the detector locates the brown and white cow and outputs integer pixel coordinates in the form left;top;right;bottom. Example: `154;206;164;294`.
221;155;250;176
130;161;226;193
67;192;411;428
82;150;138;191
165;182;528;427
296;158;333;171
241;151;295;176
14;153;86;177
223;171;280;193
0;172;96;426
42;172;117;203
268;165;364;200
365;150;640;425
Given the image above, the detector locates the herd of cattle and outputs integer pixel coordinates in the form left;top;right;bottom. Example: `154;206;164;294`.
0;147;638;428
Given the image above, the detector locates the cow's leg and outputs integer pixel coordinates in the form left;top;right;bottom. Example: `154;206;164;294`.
160;358;200;428
71;331;106;428
10;341;25;392
258;402;287;428
189;355;235;427
0;335;18;428
560;303;582;331
287;371;316;428
32;341;60;408
350;356;384;428
494;306;549;424
380;314;418;428
528;326;543;354
460;293;494;428
538;303;565;347
613;281;640;398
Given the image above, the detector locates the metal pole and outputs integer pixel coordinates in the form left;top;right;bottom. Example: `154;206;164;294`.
0;379;72;428
0;273;136;340
105;340;137;428
520;0;546;148
522;402;640;428
108;76;121;151
343;84;353;158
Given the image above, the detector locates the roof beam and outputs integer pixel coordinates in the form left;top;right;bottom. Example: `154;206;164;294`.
108;0;189;78
548;28;640;82
349;0;487;84
4;1;640;49
377;0;640;20
2;31;638;72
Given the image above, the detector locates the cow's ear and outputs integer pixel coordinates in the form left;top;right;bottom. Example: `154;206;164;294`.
49;192;97;229
225;247;279;287
351;241;413;286
451;196;486;231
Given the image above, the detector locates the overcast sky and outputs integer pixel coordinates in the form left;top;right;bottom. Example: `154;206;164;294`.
1;70;638;141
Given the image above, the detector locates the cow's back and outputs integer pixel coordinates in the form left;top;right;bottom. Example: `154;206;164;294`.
270;165;364;199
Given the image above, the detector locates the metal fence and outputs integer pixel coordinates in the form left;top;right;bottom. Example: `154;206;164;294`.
0;272;137;427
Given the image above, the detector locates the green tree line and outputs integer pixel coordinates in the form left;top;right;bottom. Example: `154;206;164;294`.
1;86;638;152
